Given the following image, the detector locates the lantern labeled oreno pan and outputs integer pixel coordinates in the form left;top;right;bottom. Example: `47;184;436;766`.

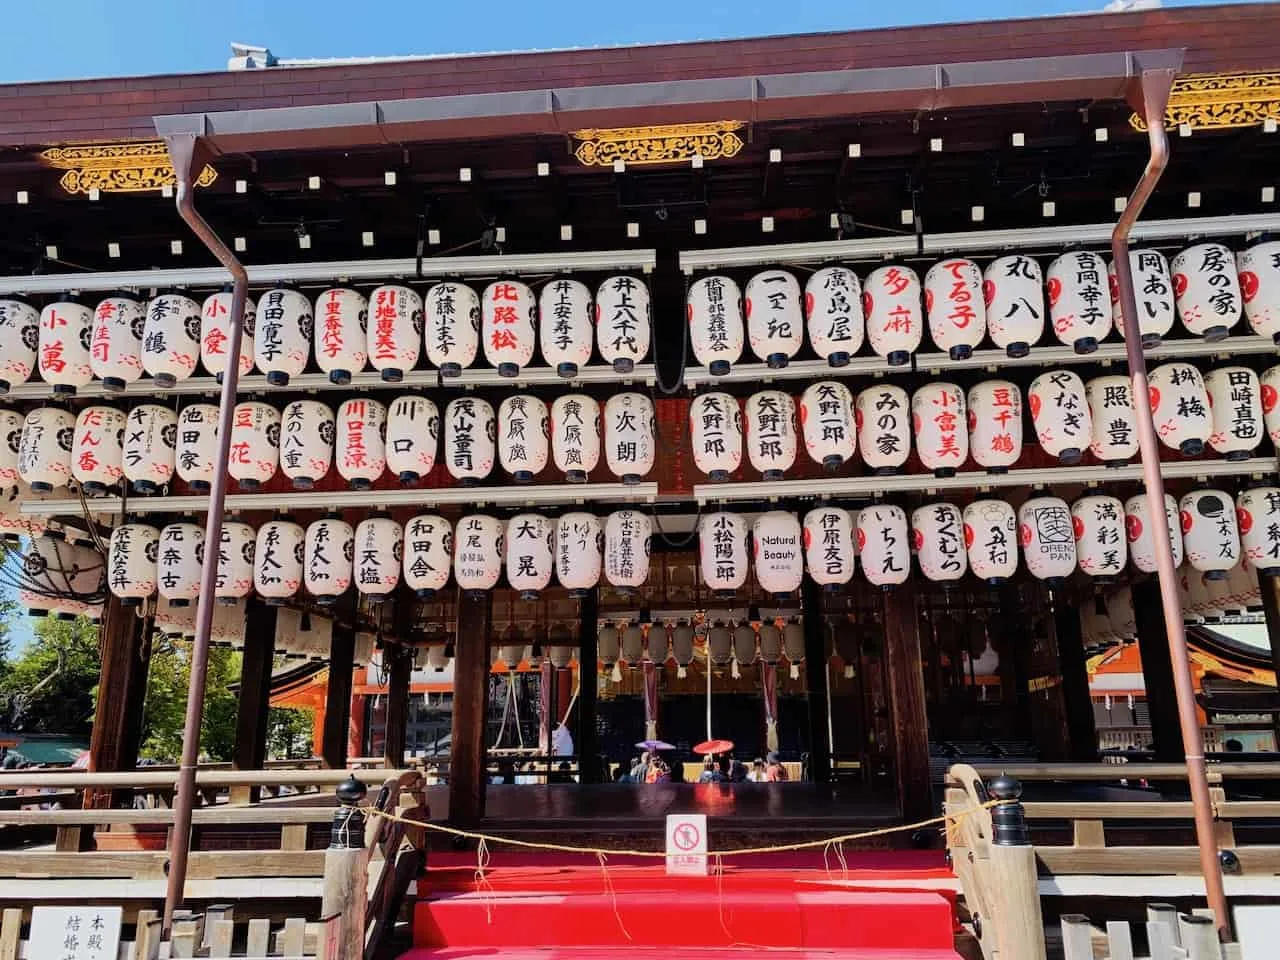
864;265;921;365
314;287;368;385
745;269;803;368
689;392;742;481
699;512;748;599
857;504;910;588
445;397;496;485
912;382;967;477
745;390;797;481
688;275;744;376
803;506;855;590
1018;496;1076;584
122;404;176;493
1149;362;1211;455
279;400;334;490
1085;376;1138;466
539;278;593;378
200;289;256;381
367;284;422;382
354;514;402;603
142;293;201;388
254;518;305;602
1125;493;1183;574
1172;243;1241;341
454;514;503;598
985;255;1044;358
507;513;554;598
0;297;39;393
799;381;855;470
805;266;863;367
255;287;312;386
1181;489;1241;579
38;298;94;395
107;522;159;604
1205;367;1263;460
19;406;74;493
482;279;536;377
1238;241;1280;344
924;258;986;360
403;514;452;598
1110;249;1175;348
556;512;603;598
385;395;439;484
604;393;655;484
228;401;280;491
305;516;354;603
603;510;651;594
1047;251;1111;353
596;275;650;373
215;520;256;603
335;398;387;490
1237;487;1280;574
1072;495;1127;581
856;385;910;474
967;380;1022;473
963;499;1018;584
157;521;203;605
1028;369;1092;463
912;503;967;584
753;511;803;598
498;395;549;482
72;405;125;495
551;394;601;483
89;294;144;391
424;281;480;377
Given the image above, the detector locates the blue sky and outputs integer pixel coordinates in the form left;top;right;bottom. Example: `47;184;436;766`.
0;0;1255;84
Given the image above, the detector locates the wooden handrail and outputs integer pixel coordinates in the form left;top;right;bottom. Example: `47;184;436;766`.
966;762;1280;781
0;767;415;790
0;807;341;826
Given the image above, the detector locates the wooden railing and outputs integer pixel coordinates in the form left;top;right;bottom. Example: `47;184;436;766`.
1061;907;1244;960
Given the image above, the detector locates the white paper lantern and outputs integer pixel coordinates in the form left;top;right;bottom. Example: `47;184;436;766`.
1263;366;1280;450
745;390;797;481
1237;241;1280;343
1223;559;1256;613
551;394;601;483
482;279;536;377
604;392;655;484
215;520;256;602
803;507;855;589
731;623;757;677
556;512;603;598
20;533;78;617
254;287;312;386
604;510;651;593
962;500;1018;584
314;287;368;384
1149;361;1211;456
228;401;280;491
141;293;201;387
1018;496;1076;584
89;295;144;391
805;266;863;367
505;513;554;599
200;289;256;380
1110;249;1176;348
335;398;387;489
1181;489;1241;579
857;504;910;588
799;381;856;470
424;281;480;377
443;397;496;485
645;622;669;664
1236;487;1280;575
1046;251;1111;353
699;512;748;598
595;275;650;373
912;382;968;477
598;623;620;671
1172;242;1241;341
254;519;305;601
856;384;910;474
0;297;39;393
367;284;423;382
454;514;503;597
107;522;159;603
744;269;804;368
18;407;74;492
157;521;204;604
669;622;694;678
966;380;1022;473
689;392;742;481
1072;495;1127;581
121;404;176;494
305;516;355;602
401;514;453;600
924;258;986;360
1125;493;1183;574
385;395;439;484
912;503;967;583
71;405;125;495
863;265;922;365
688;275;744;375
752;511;803;598
38;299;94;395
1085;376;1138;466
984;255;1045;358
354;514;402;602
1205;366;1263;460
0;408;22;491
176;403;220;491
279;400;334;490
497;395;548;483
1028;369;1092;463
538;278;593;377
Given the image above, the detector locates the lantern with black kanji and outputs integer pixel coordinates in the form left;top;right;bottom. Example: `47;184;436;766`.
1018;496;1076;584
753;511;803;599
963;499;1018;584
1072;495;1127;582
107;521;159;604
279;399;334;490
1238;240;1280;343
424;281;480;377
1181;489;1241;579
1172;242;1241;341
604;392;655;484
18;406;74;492
71;405;125;495
745;390;797;481
0;297;39;394
855;384;910;474
605;509;651;594
141;292;201;388
805;265;863;366
857;504;910;589
254;518;305;602
498;395;549;482
556;512;603;598
305;515;354;603
912;503;967;583
335;398;386;489
122;404;176;494
864;264;922;365
1149;361;1211;455
1110;249;1175;348
745;269;803;368
966;380;1022;473
1085;375;1138;466
482;279;536;377
1046;251;1112;353
157;520;203;605
552;394;601;483
539;277;593;378
454;514;503;598
366;284;423;382
354;513;403;603
924;258;986;360
984;254;1044;358
385;395;439;483
505;513;554;599
596;275;650;373
254;287;313;386
228;400;280;491
215;520;256;603
175;403;219;491
699;512;748;599
1205;366;1263;461
1028;369;1092;463
313;287;368;385
689;392;742;480
1125;492;1183;574
37;297;94;395
1236;487;1280;575
445;397;496;485
688;275;744;375
200;289;256;381
912;382;967;477
402;514;452;599
799;380;855;470
803;506;855;590
89;294;145;391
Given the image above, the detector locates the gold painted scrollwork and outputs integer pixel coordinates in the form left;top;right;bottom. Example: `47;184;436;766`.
1131;71;1280;132
572;121;746;167
40;140;218;195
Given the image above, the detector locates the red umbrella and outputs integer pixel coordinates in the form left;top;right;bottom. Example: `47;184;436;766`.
693;739;735;756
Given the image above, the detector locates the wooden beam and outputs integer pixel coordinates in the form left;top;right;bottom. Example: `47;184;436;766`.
87;597;152;810
1053;590;1098;762
1254;569;1280;747
1131;579;1184;762
232;599;277;803
448;588;491;825
801;578;832;782
575;588;600;784
883;580;932;821
321;621;357;769
383;644;412;770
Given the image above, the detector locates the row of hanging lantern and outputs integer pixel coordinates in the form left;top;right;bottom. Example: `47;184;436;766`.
0;274;651;395
688;240;1277;373
596;617;807;680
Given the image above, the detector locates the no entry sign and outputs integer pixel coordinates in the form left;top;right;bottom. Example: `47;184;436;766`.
665;814;708;875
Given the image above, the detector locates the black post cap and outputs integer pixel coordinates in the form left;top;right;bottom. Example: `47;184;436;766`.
336;773;368;806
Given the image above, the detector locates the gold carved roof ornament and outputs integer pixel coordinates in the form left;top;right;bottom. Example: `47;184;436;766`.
1130;71;1280;132
39;140;218;195
571;121;746;167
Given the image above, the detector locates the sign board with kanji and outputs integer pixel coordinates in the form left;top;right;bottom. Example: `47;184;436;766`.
665;813;708;876
28;906;122;960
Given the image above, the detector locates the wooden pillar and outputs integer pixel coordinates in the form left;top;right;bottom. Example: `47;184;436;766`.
575;589;600;783
882;581;932;822
1253;569;1280;746
383;644;412;770
1132;579;1184;761
231;599;277;802
801;578;832;782
321;621;357;769
347;696;367;759
448;589;492;826
1052;591;1098;762
87;597;152;809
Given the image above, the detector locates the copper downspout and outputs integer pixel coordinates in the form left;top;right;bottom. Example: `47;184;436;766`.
159;133;250;936
1111;69;1230;939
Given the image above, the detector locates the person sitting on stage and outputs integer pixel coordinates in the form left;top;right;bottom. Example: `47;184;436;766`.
727;754;748;782
646;758;671;783
747;758;766;782
765;752;788;782
630;752;651;781
698;757;724;783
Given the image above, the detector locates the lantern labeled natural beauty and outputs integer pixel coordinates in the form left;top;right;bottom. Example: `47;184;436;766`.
1205;366;1263;460
1181;489;1241;578
856;385;910;474
366;284;422;382
604;392;655;484
122;404;176;493
71;405;125;495
19;406;75;492
279;399;334;489
799;381;856;470
1018;496;1076;584
745;390;797;481
157;521;203;605
304;515;354;603
1172;242;1241;341
424;281;480;377
962;499;1018;584
1237;487;1280;575
596;275;650;373
1046;251;1111;353
984;255;1044;358
1149;362;1212;455
539;278;593;377
863;264;922;365
745;269;803;368
966;380;1022;473
912;503;967;583
605;510;652;593
1085;375;1138;465
313;287;368;385
141;293;201;388
482;279;536;377
89;294;145;391
551;394;601;483
556;512;603;598
924;258;986;360
38;298;94;395
1125;493;1183;574
857;504;910;588
227;401;280;491
805;266;864;366
699;512;748;598
752;511;803;598
454;514;503;597
385;396;439;483
1072;495;1127;581
688;275;745;375
912;382;968;477
445;397;496;485
803;506;855;589
215;520;256;603
354;514;402;602
689;392;742;481
402;514;452;598
107;522;159;604
254;519;304;602
335;398;387;490
1110;249;1175;347
1028;369;1092;463
505;513;554;599
200;289;256;381
255;288;313;386
0;297;39;393
1238;241;1280;343
497;395;549;482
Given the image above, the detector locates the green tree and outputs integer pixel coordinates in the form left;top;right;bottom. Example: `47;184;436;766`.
0;615;101;736
138;636;242;763
268;707;313;759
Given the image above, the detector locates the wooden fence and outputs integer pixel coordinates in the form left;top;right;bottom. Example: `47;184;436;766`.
1061;907;1244;960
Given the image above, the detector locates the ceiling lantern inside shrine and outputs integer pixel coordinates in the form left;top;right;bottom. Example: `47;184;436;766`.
621;622;645;668
783;619;804;679
385;395;439;483
402;514;452;598
482;279;536;377
699;511;748;599
758;623;781;664
1181;489;1241;578
454;514;504;598
688;275;744;375
1204;366;1262;460
1148;361;1211;455
314;287;369;385
123;404;176;494
1028;369;1091;464
1018;496;1076;584
863;264;921;366
336;398;387;490
305;515;355;603
157;520;203;605
671;621;695;678
19;406;74;492
924;258;986;360
799;381;855;470
1110;249;1175;348
856;504;910;589
1237;487;1280;575
745;268;803;368
805;265;863;367
228;401;280;491
803;506;855;590
1084;375;1138;466
645;621;668;663
984;254;1044;358
366;284;422;382
962;499;1018;584
279;400;334;489
72;405;125;495
732;622;756;677
604;509;651;594
38;298;94;395
1046;251;1111;354
966;380;1021;473
552;394;601;483
254;518;304;602
425;281;480;377
142;292;200;388
745;390;797;481
856;384;910;474
547;644;575;669
107;521;159;604
1172;242;1242;341
539;277;593;378
0;296;39;394
1238;240;1280;343
505;513;554;599
598;623;620;674
89;294;144;391
1072;495;1127;581
912;502;967;583
753;511;803;599
1125;492;1184;574
689;392;742;481
200;289;256;381
556;512;603;598
498;395;549;482
445;397;496;485
707;622;731;666
596;275;650;373
355;513;403;603
215;520;256;603
605;392;655;484
912;382;967;477
254;287;312;386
